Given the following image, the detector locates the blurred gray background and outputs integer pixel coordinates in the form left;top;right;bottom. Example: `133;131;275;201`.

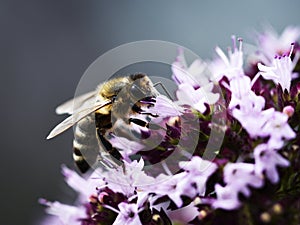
1;0;299;224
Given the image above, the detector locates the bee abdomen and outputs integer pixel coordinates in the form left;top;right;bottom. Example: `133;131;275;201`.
73;147;90;173
73;114;99;173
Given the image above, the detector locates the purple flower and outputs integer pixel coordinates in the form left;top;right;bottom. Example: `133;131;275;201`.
151;172;188;207
227;74;274;138
179;155;217;176
258;44;299;92
109;135;145;162
148;157;217;207
210;36;244;81
213;162;264;210
113;202;142;225
144;95;184;118
212;184;241;210
228;75;264;111
229;74;296;143
42;27;300;224
223;163;263;196
254;144;290;183
256;26;300;62
42;160;160;225
260;111;296;149
39;199;87;225
176;83;219;113
101;159;156;196
167;202;199;224
171;49;219;113
232;107;274;138
172;48;211;88
233;102;295;148
178;156;217;198
62;165;104;200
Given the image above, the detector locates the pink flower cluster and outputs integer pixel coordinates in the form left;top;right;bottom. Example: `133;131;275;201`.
42;26;300;225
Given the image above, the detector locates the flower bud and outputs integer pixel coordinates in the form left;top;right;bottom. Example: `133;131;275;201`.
272;203;283;215
198;210;207;220
260;212;271;223
98;192;109;203
283;105;294;117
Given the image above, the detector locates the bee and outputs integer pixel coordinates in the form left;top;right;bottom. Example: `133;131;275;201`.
47;73;160;173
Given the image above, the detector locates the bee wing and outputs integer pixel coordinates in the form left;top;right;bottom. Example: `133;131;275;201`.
55;90;98;115
47;99;112;139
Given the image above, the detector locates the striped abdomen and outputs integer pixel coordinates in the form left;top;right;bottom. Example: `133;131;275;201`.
73;112;122;173
73;114;101;173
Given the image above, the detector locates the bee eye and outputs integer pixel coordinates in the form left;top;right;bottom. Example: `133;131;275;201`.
111;95;117;102
130;84;145;100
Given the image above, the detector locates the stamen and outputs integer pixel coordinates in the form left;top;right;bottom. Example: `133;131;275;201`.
215;46;230;66
221;80;231;90
231;35;237;50
227;46;232;56
238;38;243;52
128;195;138;202
102;204;120;214
292;50;300;69
138;207;145;213
251;72;261;88
289;43;295;58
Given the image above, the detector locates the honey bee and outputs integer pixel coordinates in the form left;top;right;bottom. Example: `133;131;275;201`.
47;73;160;173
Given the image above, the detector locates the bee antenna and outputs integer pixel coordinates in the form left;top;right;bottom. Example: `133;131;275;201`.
153;82;173;100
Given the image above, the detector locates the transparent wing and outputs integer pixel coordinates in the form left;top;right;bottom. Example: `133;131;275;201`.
55;90;98;115
47;99;111;139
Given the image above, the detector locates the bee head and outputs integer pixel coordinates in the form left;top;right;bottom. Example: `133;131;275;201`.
110;73;158;119
129;73;159;101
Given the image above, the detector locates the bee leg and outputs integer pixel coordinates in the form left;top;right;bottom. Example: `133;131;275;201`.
130;103;144;113
131;103;159;118
128;118;149;128
96;130;123;168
